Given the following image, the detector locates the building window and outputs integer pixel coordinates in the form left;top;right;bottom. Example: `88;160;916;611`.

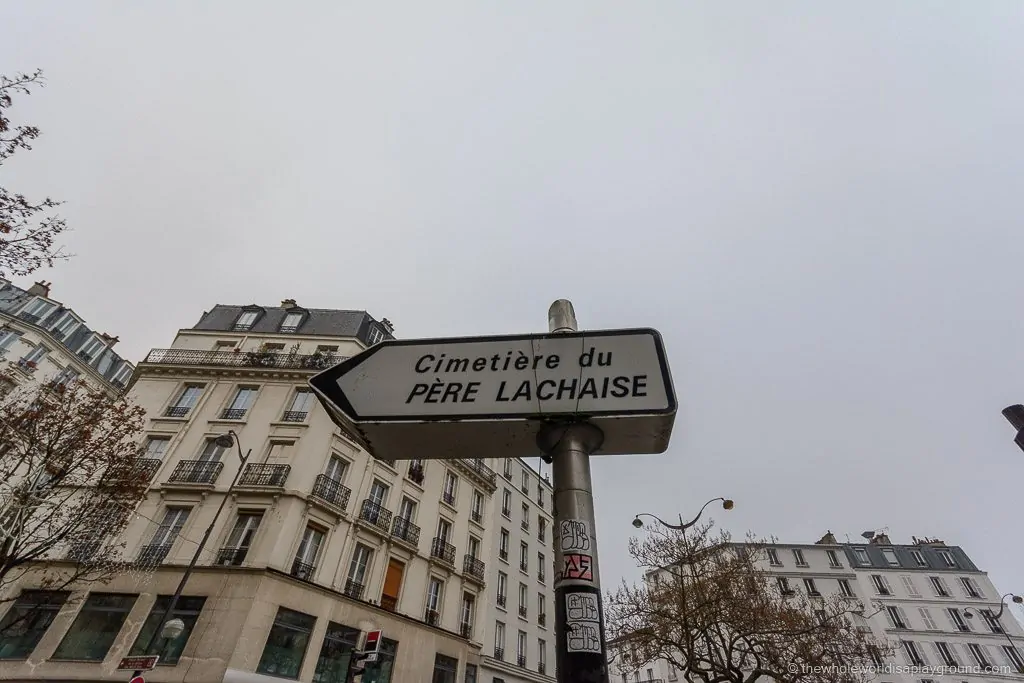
934;641;958;667
0;590;69;660
518;583;528;618
219;512;262;565
521;468;529;493
436;518;453;545
324;455;348;483
803;578;820;596
222;386;258;420
838;579;854;597
280;312;303;333
538;553;545;583
910;549;928;566
521;503;529;531
966;643;990;667
499;529;509;561
502;489;511;517
930;576;951;597
960;576;983;598
342;544;372;599
293;525;325;579
519;542;529;573
471;490;484;523
0;329;22;351
885;606;908;629
1002;645;1024;672
871;574;891;596
854;548;870;565
368;479;390;506
166;384;203;417
517;630;527;667
460;593;475;637
52;365;80;387
938;550;957;567
537;486;544;508
257;607;316;678
538;518;546;543
233;310;259;331
110;363;133;387
900;575;920;596
398;497;417;523
981;608;1003;633
823;549;841;567
78;335;105;362
142;507;190;563
947;608;971;632
426;577;444;623
50;312;80;338
777;577;793;595
143;436;170;460
442;471;458;506
538;593;546;625
918;608;938;630
52;593;138;661
312;622;359;683
129;596;206;665
881;548;899;566
503;459;512;479
766;548;781;566
20;297;56;321
22;343;49;366
497;571;508;607
366;325;385;346
197;438;228;462
538;639;546;674
464;663;478;683
283;389;314;421
901;640;926;666
792;549;807;566
494;621;506;659
433;653;459;683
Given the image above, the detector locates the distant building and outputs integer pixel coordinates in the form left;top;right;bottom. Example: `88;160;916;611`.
0;299;555;683
610;532;1024;683
0;279;134;394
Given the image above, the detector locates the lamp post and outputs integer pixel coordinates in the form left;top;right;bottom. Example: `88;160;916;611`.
130;430;250;680
1002;405;1024;453
964;593;1023;655
632;497;734;531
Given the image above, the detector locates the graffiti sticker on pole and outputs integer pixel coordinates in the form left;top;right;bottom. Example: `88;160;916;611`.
561;553;593;581
560;519;591;552
565;592;602;653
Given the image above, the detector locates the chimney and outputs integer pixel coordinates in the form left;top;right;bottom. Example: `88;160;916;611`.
870;533;892;545
381;318;394;334
99;333;119;347
281;299;298;309
27;281;51;298
815;530;838;545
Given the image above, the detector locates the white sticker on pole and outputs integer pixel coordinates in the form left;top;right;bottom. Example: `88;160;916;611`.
559;519;594;582
565;593;602;653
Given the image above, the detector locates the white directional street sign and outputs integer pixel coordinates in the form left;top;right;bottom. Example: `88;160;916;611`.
309;328;676;460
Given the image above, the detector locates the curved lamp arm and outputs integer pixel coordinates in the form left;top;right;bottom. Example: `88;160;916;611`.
994;593;1024;620
633;498;734;531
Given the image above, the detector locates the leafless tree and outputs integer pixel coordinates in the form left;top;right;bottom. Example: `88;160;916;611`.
607;520;892;683
0;374;149;631
0;70;71;278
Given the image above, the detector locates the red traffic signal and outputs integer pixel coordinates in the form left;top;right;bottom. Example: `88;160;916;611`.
364;629;382;654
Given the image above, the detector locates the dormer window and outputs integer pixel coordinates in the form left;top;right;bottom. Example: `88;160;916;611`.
367;325;385;346
19;298;56;324
51;312;81;340
111;364;133;388
280;312;304;333
233;310;259;331
78;336;106;363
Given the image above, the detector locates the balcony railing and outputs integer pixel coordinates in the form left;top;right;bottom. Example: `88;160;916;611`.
15;358;38;373
142;348;344;371
105;458;161;483
520;561;528;573
517;654;527;667
291;559;316;581
519;606;527;618
358;500;392;534
281;411;307;422
424;609;439;626
220;408;247;420
215;547;248;566
18;312;41;325
137;543;171;566
391;517;420;547
430;538;456;566
310;474;350;511
450;458;497;490
538;663;546;675
279;325;299;334
471;509;482;524
499;549;508;562
538;570;545;583
163;406;190;418
343;579;364;600
521;520;529;531
238;463;290;488
497;594;506;608
380;594;397;612
494;647;504;661
442;490;456;506
460;622;473;639
407;464;425;485
538;613;546;627
463;555;486;582
168;460;223;485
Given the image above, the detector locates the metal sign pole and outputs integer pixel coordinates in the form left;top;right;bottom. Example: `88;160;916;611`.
539;300;610;683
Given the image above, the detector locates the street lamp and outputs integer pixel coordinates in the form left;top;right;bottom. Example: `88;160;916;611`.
632;497;734;531
1002;405;1024;453
963;593;1023;653
132;430;250;679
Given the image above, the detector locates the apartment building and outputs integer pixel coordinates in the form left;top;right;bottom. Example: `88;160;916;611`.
613;531;1024;683
0;279;134;394
480;458;555;683
0;300;538;683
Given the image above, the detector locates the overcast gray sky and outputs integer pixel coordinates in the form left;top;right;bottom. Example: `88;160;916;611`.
4;2;1024;608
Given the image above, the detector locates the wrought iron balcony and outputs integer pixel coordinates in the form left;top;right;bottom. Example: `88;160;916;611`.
538;613;546;627
168;460;223;485
105;458;161;483
460;622;473;639
497;594;506;608
215;547;248;566
499;549;508;562
407;464;425;485
137;543;171;565
520;483;528;494
450;458;497;491
424;609;439;626
358;500;392;534
494;647;504;661
521;519;529;531
281;410;307;422
517;654;527;667
163;405;190;418
279;325;299;333
391;516;420;547
471;509;483;524
66;540;100;562
519;561;528;573
538;570;545;583
463;555;486;583
503;469;512;481
519;605;527;618
430;538;456;567
141;348;344;372
501;507;511;517
136;458;162;480
343;579;364;600
538;663;546;675
18;312;41;325
291;559;316;581
15;358;38;373
238;463;290;488
220;408;247;420
442;490;456;506
380;594;397;612
310;474;350;511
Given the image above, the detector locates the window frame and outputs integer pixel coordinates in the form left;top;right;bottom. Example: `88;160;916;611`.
51;593;138;661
